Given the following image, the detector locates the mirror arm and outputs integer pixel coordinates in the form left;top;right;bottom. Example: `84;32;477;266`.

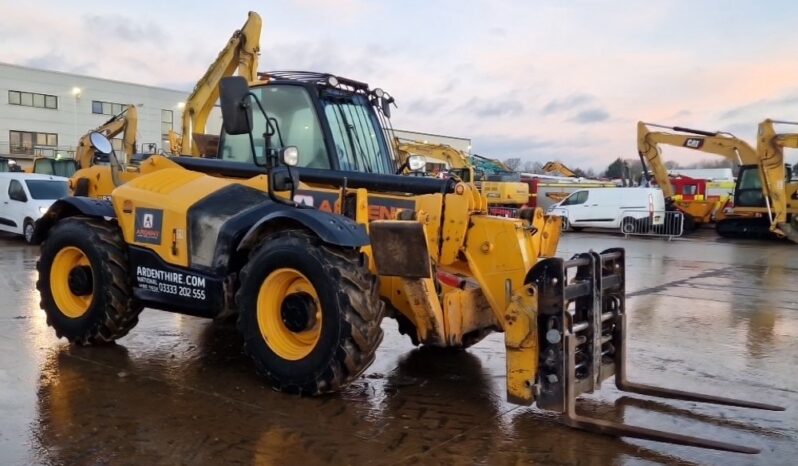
395;159;409;174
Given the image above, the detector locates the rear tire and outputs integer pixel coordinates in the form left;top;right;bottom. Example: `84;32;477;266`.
621;217;636;234
236;229;384;395
36;217;141;345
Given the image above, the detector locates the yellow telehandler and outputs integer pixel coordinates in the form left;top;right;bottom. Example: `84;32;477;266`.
33;73;783;454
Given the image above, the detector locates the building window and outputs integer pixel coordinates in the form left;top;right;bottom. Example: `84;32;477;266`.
92;100;126;115
161;109;173;137
8;90;58;109
111;138;124;152
9;130;58;155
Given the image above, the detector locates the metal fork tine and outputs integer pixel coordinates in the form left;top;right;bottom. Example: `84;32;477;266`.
614;314;785;412
564;334;761;454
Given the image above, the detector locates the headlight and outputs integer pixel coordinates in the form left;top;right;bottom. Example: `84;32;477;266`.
281;146;299;166
39;206;49;214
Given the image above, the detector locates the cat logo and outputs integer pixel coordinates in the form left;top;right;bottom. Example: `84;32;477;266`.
684;138;704;149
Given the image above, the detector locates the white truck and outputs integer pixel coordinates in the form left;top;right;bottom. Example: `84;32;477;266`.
548;187;666;233
0;173;69;243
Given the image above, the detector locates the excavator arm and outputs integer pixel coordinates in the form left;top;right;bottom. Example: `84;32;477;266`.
542;161;577;177
636;121;757;198
76;105;138;168
394;138;474;180
756;119;798;240
170;11;261;156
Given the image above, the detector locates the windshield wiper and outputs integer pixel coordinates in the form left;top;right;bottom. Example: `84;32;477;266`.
347;122;374;173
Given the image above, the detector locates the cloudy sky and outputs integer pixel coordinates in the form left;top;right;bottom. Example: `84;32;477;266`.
1;0;797;170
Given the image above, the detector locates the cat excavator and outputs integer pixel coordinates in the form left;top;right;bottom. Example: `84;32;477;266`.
721;119;798;241
638;121;798;240
32;63;784;455
394;139;530;207
637;121;759;230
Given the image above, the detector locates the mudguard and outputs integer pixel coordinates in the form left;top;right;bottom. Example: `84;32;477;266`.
32;197;116;244
238;206;369;253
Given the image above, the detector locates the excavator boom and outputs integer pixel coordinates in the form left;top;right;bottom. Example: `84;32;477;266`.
636;121;757;198
171;11;262;156
75;105;138;168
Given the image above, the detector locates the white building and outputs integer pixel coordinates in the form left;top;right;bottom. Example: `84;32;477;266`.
0;62;220;168
393;128;471;153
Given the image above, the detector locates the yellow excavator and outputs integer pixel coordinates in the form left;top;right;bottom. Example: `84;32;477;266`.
70;105;139;197
169;11;261;157
394;139;529;207
542;161;578;177
637;121;760;230
718;119;798;241
69;12;261;198
638;121;798;240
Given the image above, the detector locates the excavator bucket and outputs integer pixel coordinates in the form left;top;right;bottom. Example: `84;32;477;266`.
529;249;784;454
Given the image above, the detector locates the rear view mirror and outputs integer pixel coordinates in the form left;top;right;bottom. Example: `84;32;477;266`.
89;132;113;155
219;76;253;135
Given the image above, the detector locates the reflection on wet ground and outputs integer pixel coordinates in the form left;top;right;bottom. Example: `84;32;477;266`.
1;229;796;465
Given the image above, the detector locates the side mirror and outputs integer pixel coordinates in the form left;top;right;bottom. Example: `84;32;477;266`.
89;132;113;155
408;155;426;172
219;76;253;135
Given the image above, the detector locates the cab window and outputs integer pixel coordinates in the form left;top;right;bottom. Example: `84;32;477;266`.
562;190;588;206
220;85;331;169
8;179;27;202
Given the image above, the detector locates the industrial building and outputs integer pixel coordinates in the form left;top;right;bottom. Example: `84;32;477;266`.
0;62;220;169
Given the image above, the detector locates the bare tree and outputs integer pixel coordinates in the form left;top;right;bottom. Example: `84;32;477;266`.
503;158;521;171
521;160;545;174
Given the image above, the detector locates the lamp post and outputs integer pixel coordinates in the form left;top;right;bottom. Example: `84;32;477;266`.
71;87;82;155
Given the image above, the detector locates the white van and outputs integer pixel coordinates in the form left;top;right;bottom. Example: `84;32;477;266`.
547;187;665;233
0;173;69;243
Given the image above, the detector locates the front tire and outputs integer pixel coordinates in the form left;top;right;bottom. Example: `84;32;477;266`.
236;230;384;395
36;217;142;345
23;219;35;244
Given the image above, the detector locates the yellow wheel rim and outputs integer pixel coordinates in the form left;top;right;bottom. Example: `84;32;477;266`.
49;246;93;319
257;268;322;361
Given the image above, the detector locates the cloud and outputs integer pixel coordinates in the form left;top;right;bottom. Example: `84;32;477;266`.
472;134;556;156
719;94;798;120
542;93;594;114
21;52;94;75
83;14;167;44
463;97;524;118
405;97;449;115
568;107;610;124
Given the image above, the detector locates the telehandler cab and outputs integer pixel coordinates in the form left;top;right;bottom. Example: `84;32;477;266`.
34;76;783;454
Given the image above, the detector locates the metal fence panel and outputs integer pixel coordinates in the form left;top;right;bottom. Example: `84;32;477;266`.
620;210;684;239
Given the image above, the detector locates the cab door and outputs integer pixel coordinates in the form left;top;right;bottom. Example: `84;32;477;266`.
0;178;15;233
567;190;592;225
4;179;29;234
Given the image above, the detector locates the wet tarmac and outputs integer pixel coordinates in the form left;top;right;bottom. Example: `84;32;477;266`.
1;228;796;465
